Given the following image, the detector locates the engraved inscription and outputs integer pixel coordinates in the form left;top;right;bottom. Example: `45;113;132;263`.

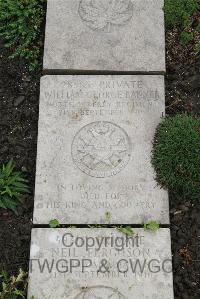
43;79;161;118
75;285;126;299
78;0;134;31
72;121;131;178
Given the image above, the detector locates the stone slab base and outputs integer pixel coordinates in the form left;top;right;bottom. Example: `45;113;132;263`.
28;228;174;299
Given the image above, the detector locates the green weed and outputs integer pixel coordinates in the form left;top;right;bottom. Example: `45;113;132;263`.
0;161;29;214
0;269;27;299
165;0;200;58
0;0;46;71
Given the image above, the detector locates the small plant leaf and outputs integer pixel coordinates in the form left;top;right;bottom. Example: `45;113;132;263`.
143;221;160;231
49;219;60;228
13;288;25;297
117;226;134;236
105;211;111;222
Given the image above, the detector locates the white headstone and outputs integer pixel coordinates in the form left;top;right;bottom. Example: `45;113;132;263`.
43;0;165;72
33;75;169;224
28;228;174;299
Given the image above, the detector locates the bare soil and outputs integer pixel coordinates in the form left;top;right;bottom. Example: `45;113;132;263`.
0;25;199;299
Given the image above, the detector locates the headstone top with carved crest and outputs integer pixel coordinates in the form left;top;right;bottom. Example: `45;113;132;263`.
43;0;165;72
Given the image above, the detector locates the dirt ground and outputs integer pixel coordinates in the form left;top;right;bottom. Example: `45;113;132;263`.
0;26;199;298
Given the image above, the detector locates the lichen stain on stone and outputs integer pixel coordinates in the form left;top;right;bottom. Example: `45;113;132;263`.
71;111;82;121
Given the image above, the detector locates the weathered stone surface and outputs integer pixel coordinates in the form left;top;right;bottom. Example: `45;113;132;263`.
33;75;169;224
28;228;174;299
43;0;165;72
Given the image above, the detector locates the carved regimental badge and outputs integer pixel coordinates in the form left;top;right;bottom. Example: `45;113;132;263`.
74;285;126;298
78;0;134;31
72;121;131;178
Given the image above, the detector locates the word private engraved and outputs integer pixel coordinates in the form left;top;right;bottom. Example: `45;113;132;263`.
72;121;131;178
78;0;134;31
74;285;126;299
